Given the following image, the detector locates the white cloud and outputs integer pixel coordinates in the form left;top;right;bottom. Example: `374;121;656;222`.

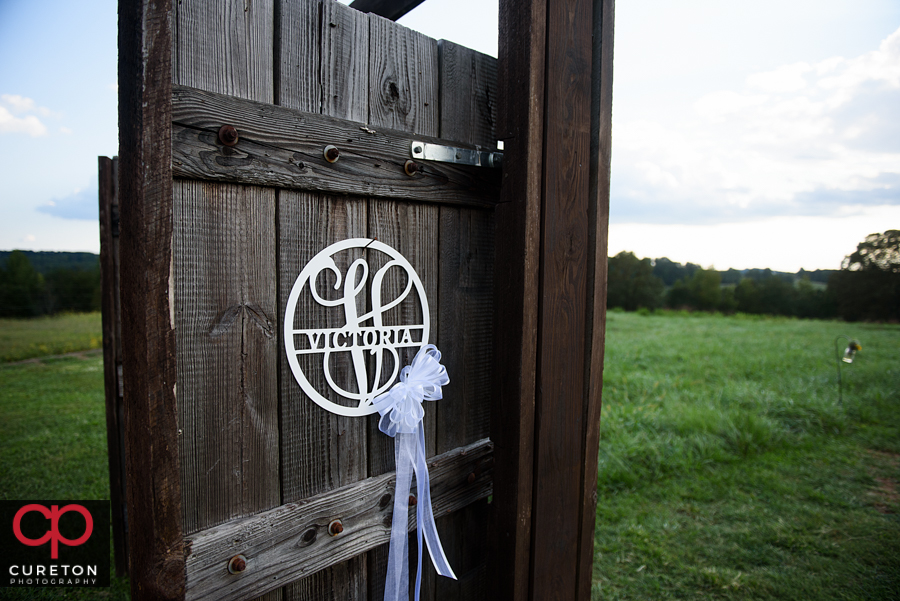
0;94;62;137
59;126;73;135
0;105;48;136
612;26;900;226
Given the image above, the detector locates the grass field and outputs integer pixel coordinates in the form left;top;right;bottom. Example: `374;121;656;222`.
0;312;102;363
0;311;897;599
594;311;900;599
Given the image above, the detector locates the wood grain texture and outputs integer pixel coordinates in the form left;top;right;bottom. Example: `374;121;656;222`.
171;86;500;207
99;155;128;577
173;10;282;601
174;181;280;534
175;0;274;102
184;439;494;601
277;2;371;598
577;1;614;598
349;0;425;21
493;0;547;599
435;40;498;601
117;0;184;598
530;0;595;599
365;16;440;600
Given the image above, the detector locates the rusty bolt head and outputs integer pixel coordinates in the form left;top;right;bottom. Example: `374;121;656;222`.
408;494;417;506
404;160;419;176
467;472;476;484
324;145;341;163
218;125;239;147
328;519;344;536
227;554;247;575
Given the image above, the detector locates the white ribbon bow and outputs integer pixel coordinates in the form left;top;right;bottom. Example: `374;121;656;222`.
373;345;456;601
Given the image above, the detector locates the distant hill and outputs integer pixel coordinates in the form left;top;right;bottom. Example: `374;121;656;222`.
0;250;99;274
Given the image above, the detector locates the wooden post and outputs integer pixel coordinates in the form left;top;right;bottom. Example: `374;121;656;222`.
98;155;128;576
495;0;614;599
118;0;184;599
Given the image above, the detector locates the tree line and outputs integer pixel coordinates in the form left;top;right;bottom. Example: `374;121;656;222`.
607;230;900;322
0;250;101;317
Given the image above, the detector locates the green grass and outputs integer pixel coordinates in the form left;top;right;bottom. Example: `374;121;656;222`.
594;311;900;599
0;354;129;600
0;312;103;363
2;312;898;599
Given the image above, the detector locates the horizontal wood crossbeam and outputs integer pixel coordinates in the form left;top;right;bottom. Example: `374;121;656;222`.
172;85;500;208
184;438;494;601
348;0;426;21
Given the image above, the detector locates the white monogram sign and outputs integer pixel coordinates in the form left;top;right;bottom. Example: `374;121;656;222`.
284;238;430;417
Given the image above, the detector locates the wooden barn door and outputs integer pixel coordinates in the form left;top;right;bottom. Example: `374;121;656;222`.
119;1;500;599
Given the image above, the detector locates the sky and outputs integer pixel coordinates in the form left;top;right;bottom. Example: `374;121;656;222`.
1;0;898;272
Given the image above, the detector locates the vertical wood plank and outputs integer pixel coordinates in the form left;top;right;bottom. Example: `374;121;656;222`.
577;0;614;598
435;40;497;601
494;0;546;598
117;0;184;598
278;1;370;598
173;4;281;601
366;15;439;600
99;155;128;577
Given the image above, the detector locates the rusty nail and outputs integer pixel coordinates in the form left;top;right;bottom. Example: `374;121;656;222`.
218;125;239;147
404;160;419;176
467;472;476;484
324;145;340;163
408;494;417;506
227;554;247;575
328;519;344;536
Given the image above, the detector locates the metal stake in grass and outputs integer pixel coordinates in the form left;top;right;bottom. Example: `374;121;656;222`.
834;336;861;405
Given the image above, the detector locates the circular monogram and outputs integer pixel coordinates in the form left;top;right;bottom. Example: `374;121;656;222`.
284;238;430;417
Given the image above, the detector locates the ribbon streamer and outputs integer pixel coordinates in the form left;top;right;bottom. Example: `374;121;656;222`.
373;345;456;601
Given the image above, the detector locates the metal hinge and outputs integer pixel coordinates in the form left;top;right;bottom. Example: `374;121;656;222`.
411;141;503;169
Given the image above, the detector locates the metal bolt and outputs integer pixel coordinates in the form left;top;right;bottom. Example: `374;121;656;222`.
467;472;476;484
218;125;239;147
404;160;419;176
328;519;344;536
324;145;340;163
413;145;423;154
227;554;247;575
408;494;417;506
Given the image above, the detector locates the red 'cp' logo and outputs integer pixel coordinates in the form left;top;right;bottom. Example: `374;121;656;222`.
13;504;94;559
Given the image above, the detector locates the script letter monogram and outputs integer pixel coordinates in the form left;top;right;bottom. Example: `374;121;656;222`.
284;239;430;417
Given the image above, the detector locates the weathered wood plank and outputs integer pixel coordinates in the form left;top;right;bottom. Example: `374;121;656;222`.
174;181;280;534
277;2;371;598
171;86;500;207
184;439;494;601
173;12;281;601
366;16;440;600
577;1;615;598
349;0;425;22
435;40;498;601
493;0;547;598
528;0;599;598
99;155;128;577
117;0;183;598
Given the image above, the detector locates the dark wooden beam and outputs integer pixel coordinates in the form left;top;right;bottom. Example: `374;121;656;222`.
349;0;426;21
118;0;184;599
496;0;613;599
98;155;128;577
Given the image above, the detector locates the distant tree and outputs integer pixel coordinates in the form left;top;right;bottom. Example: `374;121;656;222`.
45;267;101;314
0;250;46;317
686;268;721;311
652;257;700;286
841;230;900;272
829;230;900;321
720;268;743;285
757;275;795;316
718;286;738;313
607;251;664;311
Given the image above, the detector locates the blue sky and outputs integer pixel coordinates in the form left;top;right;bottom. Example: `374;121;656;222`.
1;0;898;271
